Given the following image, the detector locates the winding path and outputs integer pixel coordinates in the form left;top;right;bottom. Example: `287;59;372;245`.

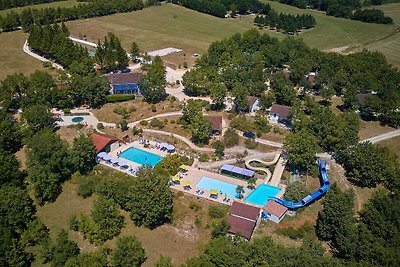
361;129;400;144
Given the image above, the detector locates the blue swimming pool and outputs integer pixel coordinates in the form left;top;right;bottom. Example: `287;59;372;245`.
119;147;163;167
245;184;281;206
196;177;246;198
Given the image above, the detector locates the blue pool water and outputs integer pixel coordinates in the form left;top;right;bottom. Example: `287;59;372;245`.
119;147;163;167
245;184;281;206
71;116;84;123
196;177;246;198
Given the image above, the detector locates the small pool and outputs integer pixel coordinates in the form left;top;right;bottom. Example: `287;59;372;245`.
71;116;84;123
245;184;281;206
119;147;163;167
195;176;245;198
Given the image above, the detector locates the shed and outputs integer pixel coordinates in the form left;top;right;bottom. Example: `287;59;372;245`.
205;115;223;135
263;201;288;223
228;201;261;240
91;133;120;153
247;96;259;113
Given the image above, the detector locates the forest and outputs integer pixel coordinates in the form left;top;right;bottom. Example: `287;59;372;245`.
183;29;400;127
0;0;145;32
279;0;393;24
0;0;64;10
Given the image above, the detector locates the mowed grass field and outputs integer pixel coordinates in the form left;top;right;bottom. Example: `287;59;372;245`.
362;3;400;68
0;31;51;80
0;0;82;16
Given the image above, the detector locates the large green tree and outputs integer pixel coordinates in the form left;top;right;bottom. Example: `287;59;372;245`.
283;129;320;173
42;230;79;267
70;134;97;175
284;181;308;202
0;150;22;186
21;104;55;138
111;236;146;267
126;168;173;228
140;56;166;103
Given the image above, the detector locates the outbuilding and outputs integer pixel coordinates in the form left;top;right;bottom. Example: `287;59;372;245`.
269;104;291;124
228;201;261;240
91;133;120;153
263;201;288;223
205;115;223;135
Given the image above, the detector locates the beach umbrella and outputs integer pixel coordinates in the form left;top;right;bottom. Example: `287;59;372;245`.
171;176;180;183
182;181;191;187
210;189;218;195
180;164;187;170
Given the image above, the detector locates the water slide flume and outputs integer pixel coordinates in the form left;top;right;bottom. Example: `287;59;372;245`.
269;160;330;210
245;152;281;183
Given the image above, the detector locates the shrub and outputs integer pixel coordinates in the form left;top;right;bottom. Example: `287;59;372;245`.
150;118;164;129
275;222;315;240
208;205;228;219
63;108;71;114
170;119;175;124
245;139;257;149
77;175;96;198
199;153;209;162
183;61;188;69
97;123;104;130
223;128;239;148
69;215;79;231
194;215;202;228
128;105;137;113
113;107;130;119
132;126;143;136
139;120;148;126
105;94;135;103
120;120;128;131
211;219;229;238
189;201;201;211
151;104;157;112
284;181;308;202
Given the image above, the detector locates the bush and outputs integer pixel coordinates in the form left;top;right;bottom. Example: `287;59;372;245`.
132;126;143;136
211;219;229;238
208;205;228;219
284;181;308;202
77;175;96;198
275;222;315;240
97;123;104;130
150;118;164;129
189;201;201;211
223;128;239;148
113;107;130;119
230;115;254;132
128;105;137;113
120;120;128;131
139;120;148;126
69;215;79;231
63;108;71;114
199;153;209;162
105;94;135;103
151;104;157;112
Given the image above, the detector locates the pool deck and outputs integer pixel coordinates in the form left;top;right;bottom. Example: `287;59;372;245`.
170;166;266;205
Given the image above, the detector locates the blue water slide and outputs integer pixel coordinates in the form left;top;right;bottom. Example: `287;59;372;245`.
269;160;331;210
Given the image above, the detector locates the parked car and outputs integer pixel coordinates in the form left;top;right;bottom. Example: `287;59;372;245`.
243;132;256;139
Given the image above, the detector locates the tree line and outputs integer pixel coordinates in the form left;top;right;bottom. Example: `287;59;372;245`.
254;12;316;34
0;0;64;10
0;0;145;32
95;32;129;73
279;0;393;24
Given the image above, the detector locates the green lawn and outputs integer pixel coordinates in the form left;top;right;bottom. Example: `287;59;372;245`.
0;0;82;16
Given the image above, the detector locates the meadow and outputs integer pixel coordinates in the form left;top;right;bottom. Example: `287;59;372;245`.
0;0;82;16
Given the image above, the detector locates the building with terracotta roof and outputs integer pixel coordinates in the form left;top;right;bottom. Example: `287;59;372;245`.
91;133;120;153
228;201;261;240
106;72;143;95
263;201;288;223
269;104;291;124
205;115;223;135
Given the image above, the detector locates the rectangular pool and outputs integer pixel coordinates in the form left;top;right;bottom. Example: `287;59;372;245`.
245;184;281;206
195;176;245;198
119;147;163;167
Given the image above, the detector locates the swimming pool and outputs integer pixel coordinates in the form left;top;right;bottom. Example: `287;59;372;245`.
245;184;281;206
196;177;246;198
71;116;84;123
119;147;163;167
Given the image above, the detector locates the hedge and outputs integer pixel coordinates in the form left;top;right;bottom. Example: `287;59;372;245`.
105;94;135;103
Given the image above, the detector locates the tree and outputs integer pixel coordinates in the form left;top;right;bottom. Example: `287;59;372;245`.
21;104;55;138
42;230;79;267
338;142;399;188
236;185;245;199
126;168;173;228
259;92;274;111
28;166;61;205
130;41;140;61
210;83;227;109
247;177;257;189
316;184;356;256
213;140;225;158
223;128;239;148
0;150;22;186
141;56;166;104
111;236;146;267
284;181;308;202
20;218;49;247
0;73;28;111
0;111;22;153
65;249;108;267
0;185;35;234
70;134;97;175
283;129;320;173
190;116;212;145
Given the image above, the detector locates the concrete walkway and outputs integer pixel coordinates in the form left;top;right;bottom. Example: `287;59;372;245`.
361;129;400;144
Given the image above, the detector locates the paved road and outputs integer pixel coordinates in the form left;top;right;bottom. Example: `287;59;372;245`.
23;40;64;70
361;129;400;144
